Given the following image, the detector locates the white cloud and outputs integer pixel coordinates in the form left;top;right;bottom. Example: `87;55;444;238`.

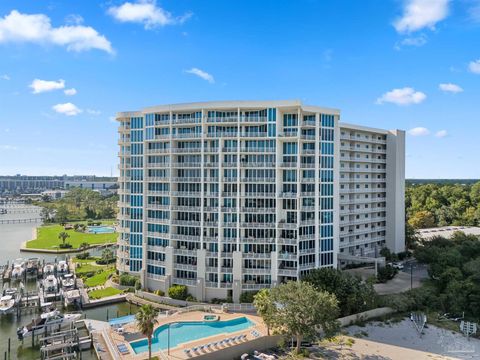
108;0;192;29
0;10;113;54
109;116;117;123
64;88;77;96
86;109;101;116
376;87;426;105
435;130;448;138
52;102;82;116
394;0;450;33
439;83;463;93
65;14;84;26
468;1;480;23
469;59;480;74
29;78;65;94
400;34;428;47
408;127;430;136
1;74;10;80
185;68;214;83
0;144;17;150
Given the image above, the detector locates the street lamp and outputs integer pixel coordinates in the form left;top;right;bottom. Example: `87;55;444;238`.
167;322;179;356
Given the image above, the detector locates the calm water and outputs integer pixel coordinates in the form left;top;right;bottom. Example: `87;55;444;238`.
0;206;130;359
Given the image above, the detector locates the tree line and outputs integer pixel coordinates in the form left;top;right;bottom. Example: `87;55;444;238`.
406;181;480;229
37;188;118;223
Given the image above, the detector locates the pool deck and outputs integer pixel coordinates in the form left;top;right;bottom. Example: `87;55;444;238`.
106;311;267;359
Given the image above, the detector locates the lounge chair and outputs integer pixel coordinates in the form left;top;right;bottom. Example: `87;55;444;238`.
192;346;198;352
116;344;130;355
184;349;191;356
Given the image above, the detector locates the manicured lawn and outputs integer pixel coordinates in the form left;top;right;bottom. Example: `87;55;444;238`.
88;287;123;300
84;268;115;287
26;224;116;250
75;263;104;275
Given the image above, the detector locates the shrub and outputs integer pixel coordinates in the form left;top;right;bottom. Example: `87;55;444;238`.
210;298;228;304
186;295;197;302
134;279;141;291
119;273;138;286
59;242;73;249
154;289;165;296
96;258;116;265
377;265;398;283
168;285;189;300
76;252;90;259
239;291;258;303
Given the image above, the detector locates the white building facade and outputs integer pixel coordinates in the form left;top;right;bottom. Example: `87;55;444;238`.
116;100;404;302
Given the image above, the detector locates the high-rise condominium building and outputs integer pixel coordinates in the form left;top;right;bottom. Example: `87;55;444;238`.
116;100;405;302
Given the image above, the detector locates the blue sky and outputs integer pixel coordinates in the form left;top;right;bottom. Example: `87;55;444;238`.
0;0;479;178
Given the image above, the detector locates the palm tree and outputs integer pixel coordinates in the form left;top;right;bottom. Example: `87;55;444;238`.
58;231;70;247
135;305;159;360
80;242;89;256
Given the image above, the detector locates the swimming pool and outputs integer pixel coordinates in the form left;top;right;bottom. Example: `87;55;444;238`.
87;225;115;234
130;316;254;354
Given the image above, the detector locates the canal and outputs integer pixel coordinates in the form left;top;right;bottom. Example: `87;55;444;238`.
0;205;130;359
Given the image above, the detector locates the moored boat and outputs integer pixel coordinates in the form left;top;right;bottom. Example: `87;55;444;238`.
0;295;15;314
43;263;55;276
11;259;25;281
57;260;68;274
16;309;82;339
43;275;58;294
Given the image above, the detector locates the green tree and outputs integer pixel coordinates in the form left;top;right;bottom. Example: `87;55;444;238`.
58;231;70;246
261;281;339;353
55;205;69;223
405;223;419;250
40;207;52;223
253;289;276;335
303;268;376;316
101;248;114;263
135;305;159;360
408;210;436;229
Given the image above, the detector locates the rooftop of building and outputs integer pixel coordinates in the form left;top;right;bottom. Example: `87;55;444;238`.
117;99;341;118
417;226;480;240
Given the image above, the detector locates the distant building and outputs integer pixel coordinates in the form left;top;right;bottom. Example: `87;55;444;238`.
41;190;69;200
417;226;480;240
0;175;117;194
116;100;405;302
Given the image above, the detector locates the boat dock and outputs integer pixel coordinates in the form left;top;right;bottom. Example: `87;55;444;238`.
39;320;93;360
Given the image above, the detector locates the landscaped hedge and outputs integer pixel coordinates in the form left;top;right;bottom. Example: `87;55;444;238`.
119;273;139;286
168;284;189;300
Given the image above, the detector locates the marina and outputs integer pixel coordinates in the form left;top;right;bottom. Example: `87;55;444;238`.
0;204;130;359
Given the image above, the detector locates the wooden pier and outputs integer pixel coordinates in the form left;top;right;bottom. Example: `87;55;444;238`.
0;217;42;224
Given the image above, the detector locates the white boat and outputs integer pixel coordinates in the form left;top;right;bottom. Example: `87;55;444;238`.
61;274;75;290
11;259;25;280
17;309;82;339
3;287;17;297
64;290;81;306
43;263;55;275
0;295;15;314
57;260;68;274
26;258;39;275
43;275;58;294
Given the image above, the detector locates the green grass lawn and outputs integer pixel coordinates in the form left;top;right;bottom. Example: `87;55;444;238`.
84;268;115;287
74;263;104;274
88;287;123;300
26;224;116;250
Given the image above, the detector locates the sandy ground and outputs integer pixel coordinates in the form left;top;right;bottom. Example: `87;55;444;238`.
339;319;480;359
